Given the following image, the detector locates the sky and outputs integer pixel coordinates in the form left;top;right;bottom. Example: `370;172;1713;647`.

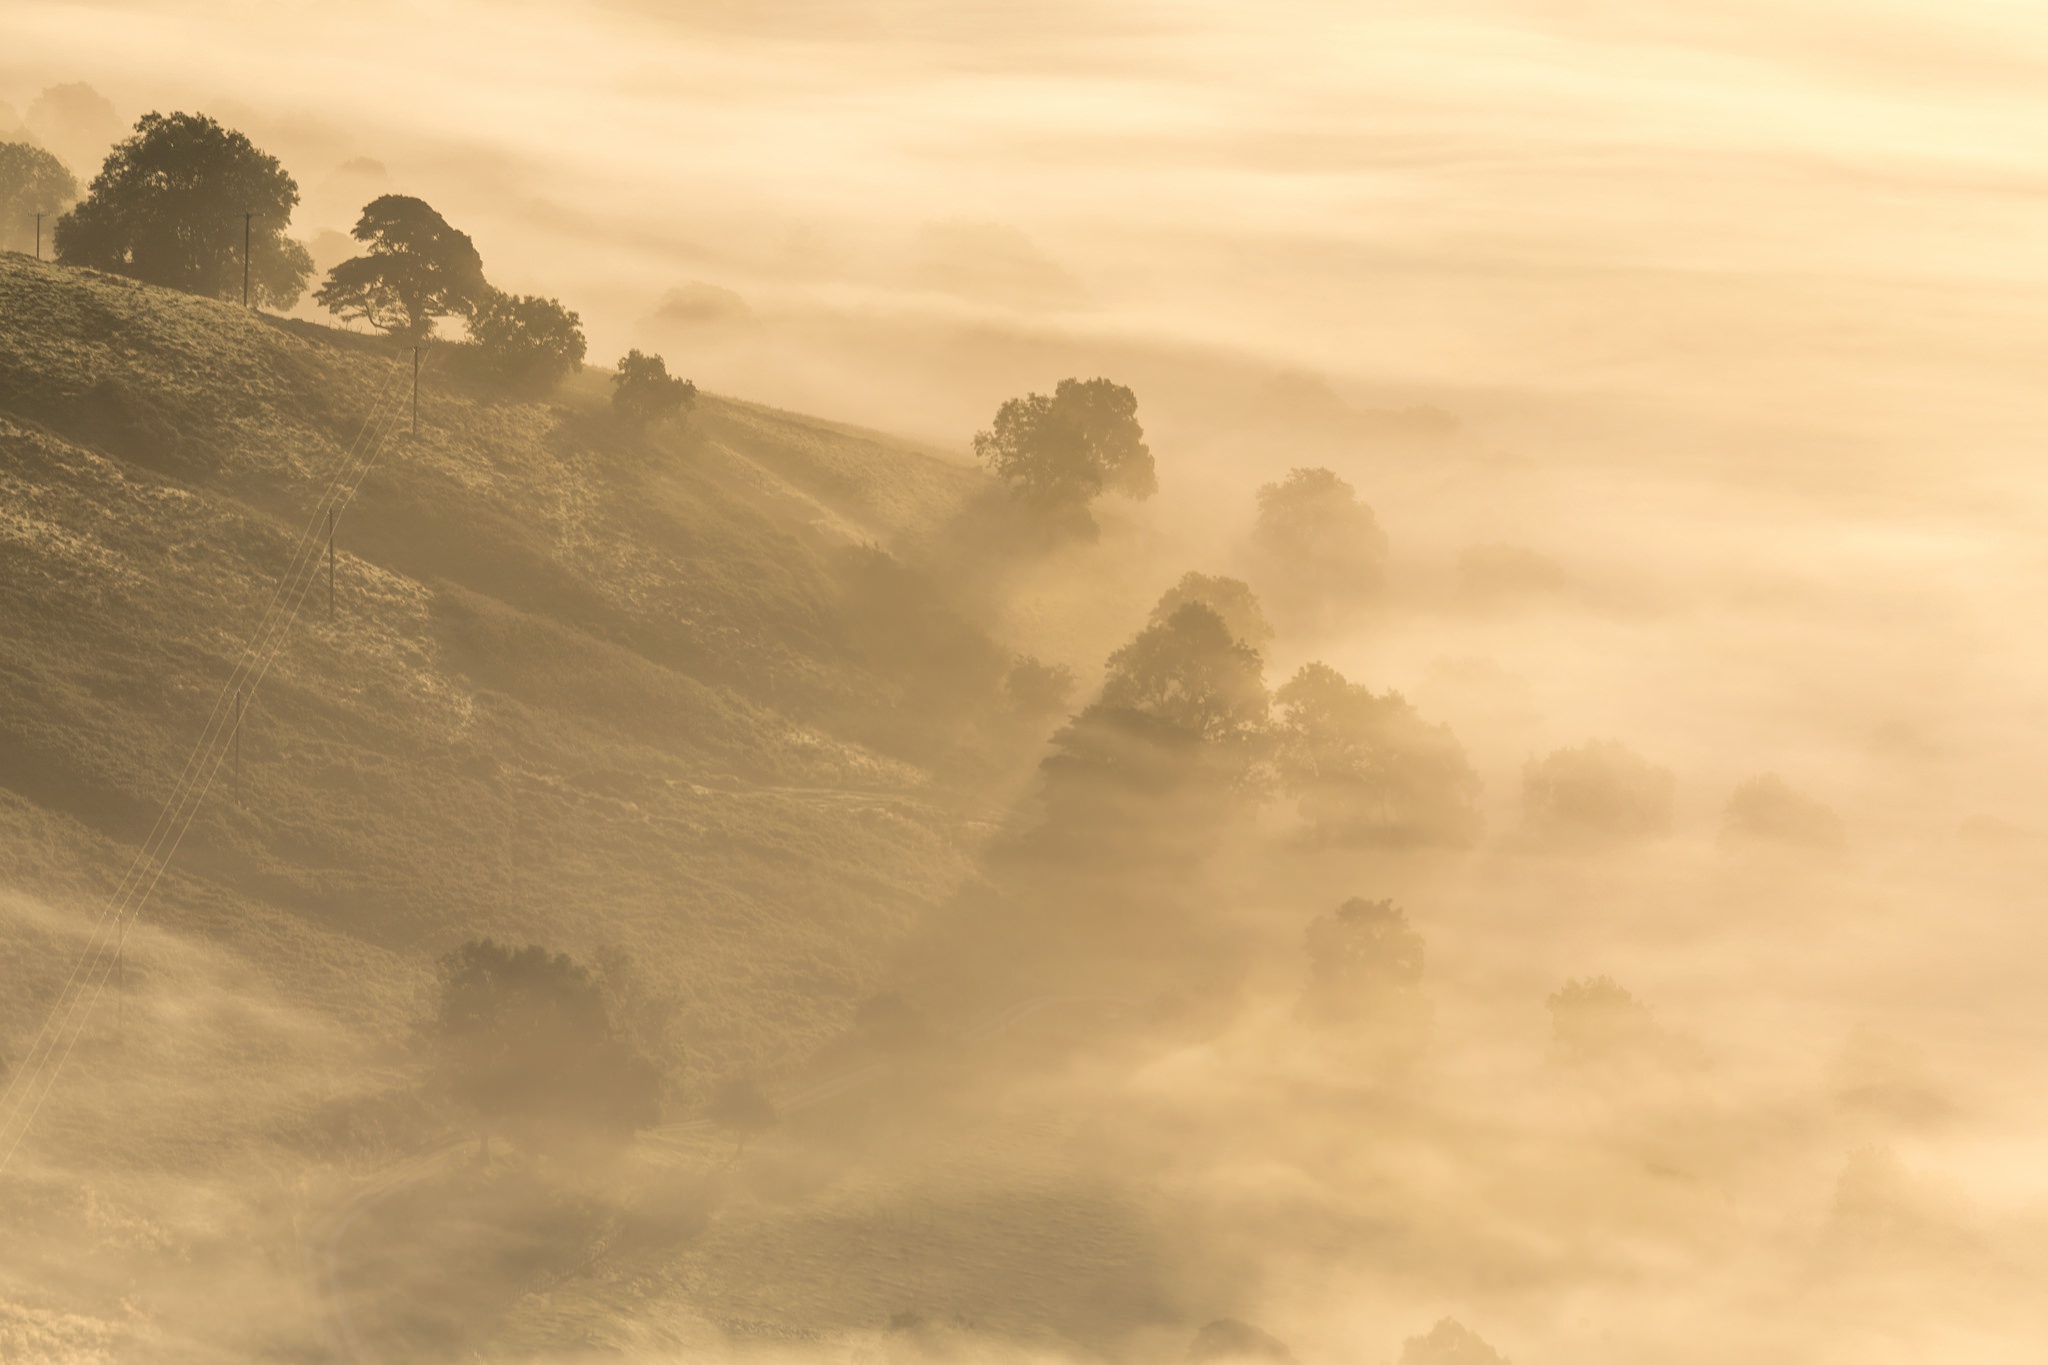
11;0;2048;476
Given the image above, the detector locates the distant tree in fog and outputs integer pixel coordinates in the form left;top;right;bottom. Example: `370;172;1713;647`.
1547;976;1654;1064
1004;655;1075;716
314;194;487;340
973;377;1154;534
467;288;587;396
708;1075;779;1154
1721;772;1844;851
1399;1318;1510;1365
1302;897;1424;1014
54;112;313;307
430;938;660;1157
0;141;75;253
611;348;697;427
1521;740;1673;847
1187;1319;1293;1363
1249;467;1387;627
1274;662;1481;847
1150;572;1274;650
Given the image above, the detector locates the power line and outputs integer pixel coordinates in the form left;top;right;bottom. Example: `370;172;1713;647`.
0;357;425;1174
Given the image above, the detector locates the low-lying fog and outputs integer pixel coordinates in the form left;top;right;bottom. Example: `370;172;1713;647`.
7;2;2048;1362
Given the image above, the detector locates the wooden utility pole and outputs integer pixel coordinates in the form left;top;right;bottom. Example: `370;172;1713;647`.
241;212;255;307
411;346;422;436
33;212;45;261
233;688;245;805
327;507;336;618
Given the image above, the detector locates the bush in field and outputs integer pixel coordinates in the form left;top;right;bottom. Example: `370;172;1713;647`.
611;348;697;427
1521;739;1673;847
55;111;313;307
0;141;76;253
973;377;1154;535
1274;662;1481;847
315;193;487;340
430;938;661;1156
467;288;587;396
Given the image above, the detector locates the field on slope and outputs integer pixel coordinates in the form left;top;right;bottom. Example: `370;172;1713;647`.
0;252;1041;1353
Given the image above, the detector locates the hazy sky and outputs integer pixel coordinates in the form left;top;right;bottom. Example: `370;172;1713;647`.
10;0;2048;472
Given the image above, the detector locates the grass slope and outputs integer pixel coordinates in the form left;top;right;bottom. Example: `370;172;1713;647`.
0;251;995;1107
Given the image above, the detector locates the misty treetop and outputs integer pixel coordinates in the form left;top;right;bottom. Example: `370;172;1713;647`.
1250;466;1389;629
53;111;313;308
0;141;76;253
315;193;487;340
1101;601;1268;746
1151;571;1275;650
1274;662;1482;848
1522;739;1674;846
467;289;587;395
974;377;1155;534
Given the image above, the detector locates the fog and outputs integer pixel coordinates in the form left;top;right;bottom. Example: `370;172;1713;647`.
6;2;2048;1362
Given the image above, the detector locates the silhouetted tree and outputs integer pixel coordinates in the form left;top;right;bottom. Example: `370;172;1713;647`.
1187;1320;1293;1363
467;288;587;395
0;141;75;253
611;348;697;427
1522;740;1673;847
1150;571;1273;650
1274;662;1481;847
1249;467;1387;627
1101;602;1268;746
314;194;486;340
708;1075;778;1153
54;112;312;307
1399;1319;1510;1365
1722;772;1845;851
1005;655;1075;716
973;377;1154;533
1301;897;1424;1020
430;938;661;1157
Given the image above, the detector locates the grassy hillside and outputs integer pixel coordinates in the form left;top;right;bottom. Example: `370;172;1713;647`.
0;251;1005;1105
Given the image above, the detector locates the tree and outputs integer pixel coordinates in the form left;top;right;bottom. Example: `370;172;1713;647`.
1250;467;1388;627
707;1075;778;1154
973;377;1154;532
1273;662;1481;847
1100;602;1268;746
314;194;486;340
53;111;313;307
611;348;697;427
1522;740;1673;847
1005;655;1075;716
1547;976;1654;1063
1149;571;1273;650
0;141;76;254
1302;898;1424;1017
1398;1319;1510;1365
430;939;661;1157
1722;772;1844;851
467;288;587;395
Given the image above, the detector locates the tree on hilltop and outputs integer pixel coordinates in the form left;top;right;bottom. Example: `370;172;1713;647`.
1273;662;1481;847
1149;571;1273;650
611;348;697;427
54;111;312;307
0;141;76;253
1250;467;1388;628
315;193;487;340
973;377;1154;534
467;288;587;396
1100;602;1268;746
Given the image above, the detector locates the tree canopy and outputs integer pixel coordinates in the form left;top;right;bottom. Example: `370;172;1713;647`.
611;348;697;427
1100;602;1268;746
1149;571;1274;650
0;141;76;254
314;193;486;340
1273;662;1481;847
429;939;661;1153
1301;897;1427;1027
467;289;587;395
1250;467;1388;626
973;377;1154;532
53;111;312;308
1521;739;1673;846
